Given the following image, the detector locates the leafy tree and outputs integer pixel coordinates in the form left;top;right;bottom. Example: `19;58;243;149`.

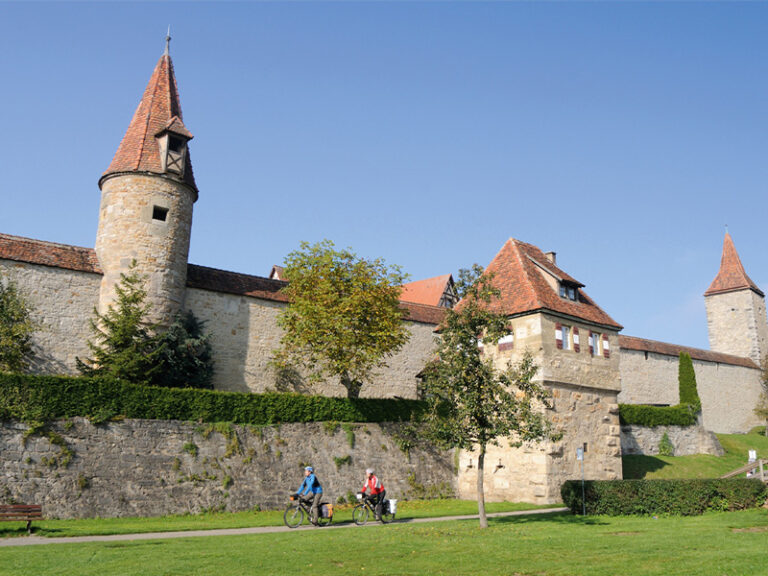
273;239;410;398
420;265;557;528
149;311;214;389
0;272;35;372
77;264;162;384
678;352;701;412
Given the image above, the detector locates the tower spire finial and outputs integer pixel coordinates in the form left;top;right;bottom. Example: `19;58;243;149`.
164;26;171;57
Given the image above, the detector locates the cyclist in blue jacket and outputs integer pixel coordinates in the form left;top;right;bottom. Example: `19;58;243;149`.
297;466;323;523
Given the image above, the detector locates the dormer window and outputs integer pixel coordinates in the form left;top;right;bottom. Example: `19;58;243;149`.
155;116;193;179
559;283;578;301
158;133;188;176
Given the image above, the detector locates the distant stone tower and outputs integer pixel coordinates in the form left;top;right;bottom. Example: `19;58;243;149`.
704;232;768;365
95;39;198;327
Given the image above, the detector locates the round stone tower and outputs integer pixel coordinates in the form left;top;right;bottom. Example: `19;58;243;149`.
704;232;768;365
96;40;198;327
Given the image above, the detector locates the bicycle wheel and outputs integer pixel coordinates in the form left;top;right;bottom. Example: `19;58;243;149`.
352;503;369;526
316;506;332;527
284;503;304;528
379;503;395;524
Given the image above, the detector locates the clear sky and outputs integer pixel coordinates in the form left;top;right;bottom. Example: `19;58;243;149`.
1;1;766;350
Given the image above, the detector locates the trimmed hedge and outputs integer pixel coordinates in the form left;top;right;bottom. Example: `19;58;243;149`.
619;403;697;427
678;352;701;411
0;373;424;425
561;479;767;516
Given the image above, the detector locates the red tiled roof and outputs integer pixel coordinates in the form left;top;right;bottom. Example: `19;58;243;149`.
401;274;453;307
0;234;443;325
704;232;763;297
619;335;758;369
100;53;197;194
479;238;622;329
0;233;101;274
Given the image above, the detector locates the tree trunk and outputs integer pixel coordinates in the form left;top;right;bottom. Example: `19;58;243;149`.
341;373;362;399
477;443;488;529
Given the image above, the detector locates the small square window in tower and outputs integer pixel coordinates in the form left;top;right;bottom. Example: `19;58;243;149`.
152;205;169;222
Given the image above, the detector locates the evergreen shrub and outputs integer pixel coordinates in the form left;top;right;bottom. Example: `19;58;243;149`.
561;479;767;516
0;373;424;425
619;403;697;427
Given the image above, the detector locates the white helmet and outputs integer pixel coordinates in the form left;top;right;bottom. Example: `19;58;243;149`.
366;468;374;475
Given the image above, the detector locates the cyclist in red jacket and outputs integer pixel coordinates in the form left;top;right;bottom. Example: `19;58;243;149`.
360;468;386;519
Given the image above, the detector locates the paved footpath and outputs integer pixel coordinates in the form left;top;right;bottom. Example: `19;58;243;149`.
0;507;568;548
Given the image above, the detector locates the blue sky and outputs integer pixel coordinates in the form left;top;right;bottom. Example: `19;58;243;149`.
1;1;766;350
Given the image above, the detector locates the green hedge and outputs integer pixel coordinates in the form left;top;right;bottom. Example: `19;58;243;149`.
561;479;767;516
0;373;424;425
619;403;698;427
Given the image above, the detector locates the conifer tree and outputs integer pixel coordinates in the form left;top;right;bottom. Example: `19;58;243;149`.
678;352;701;412
149;311;214;389
77;264;162;384
0;272;35;372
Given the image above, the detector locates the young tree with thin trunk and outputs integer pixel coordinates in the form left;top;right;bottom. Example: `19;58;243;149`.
273;240;410;398
420;265;557;528
0;272;35;372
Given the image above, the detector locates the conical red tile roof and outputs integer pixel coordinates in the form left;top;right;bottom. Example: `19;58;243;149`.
704;232;763;296
477;238;621;329
100;53;197;194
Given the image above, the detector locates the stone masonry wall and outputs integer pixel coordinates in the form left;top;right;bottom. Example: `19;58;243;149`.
0;260;100;374
619;349;763;433
186;287;436;398
621;420;724;457
0;418;455;519
705;289;768;365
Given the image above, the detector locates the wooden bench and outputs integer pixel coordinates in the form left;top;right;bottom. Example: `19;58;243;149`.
0;504;43;534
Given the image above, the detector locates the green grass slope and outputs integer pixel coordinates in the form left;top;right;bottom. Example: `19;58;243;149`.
623;430;768;480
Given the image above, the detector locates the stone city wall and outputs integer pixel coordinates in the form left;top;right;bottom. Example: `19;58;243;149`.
186;287;437;398
0;418;455;519
620;421;724;457
619;349;763;433
0;260;100;374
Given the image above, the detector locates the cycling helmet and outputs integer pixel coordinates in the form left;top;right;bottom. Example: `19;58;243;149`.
365;468;374;475
305;466;314;473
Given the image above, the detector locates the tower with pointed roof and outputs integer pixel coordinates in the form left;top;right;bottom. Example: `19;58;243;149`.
704;232;767;365
95;39;197;326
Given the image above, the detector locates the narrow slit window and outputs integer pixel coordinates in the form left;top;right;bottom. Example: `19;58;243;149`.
152;206;169;222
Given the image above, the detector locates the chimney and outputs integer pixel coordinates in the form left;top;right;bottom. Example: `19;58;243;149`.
544;251;557;265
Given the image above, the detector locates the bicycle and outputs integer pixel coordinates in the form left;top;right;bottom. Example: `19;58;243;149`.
352;492;395;525
284;494;333;528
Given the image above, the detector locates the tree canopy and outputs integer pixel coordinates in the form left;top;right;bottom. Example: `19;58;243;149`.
0;272;35;372
273;239;410;398
420;265;557;528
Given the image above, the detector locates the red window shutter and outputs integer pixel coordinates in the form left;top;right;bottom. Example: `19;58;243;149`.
589;331;594;355
555;323;563;350
603;334;610;358
572;326;580;353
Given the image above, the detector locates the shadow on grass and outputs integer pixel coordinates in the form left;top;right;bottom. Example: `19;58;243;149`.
490;511;609;527
622;455;669;479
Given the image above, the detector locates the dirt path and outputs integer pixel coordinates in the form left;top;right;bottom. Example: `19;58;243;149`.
0;507;568;547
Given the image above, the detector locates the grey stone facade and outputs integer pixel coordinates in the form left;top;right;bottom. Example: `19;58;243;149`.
621;420;724;457
0;418;455;519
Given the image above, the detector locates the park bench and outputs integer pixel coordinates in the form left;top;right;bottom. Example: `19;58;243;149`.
0;504;43;534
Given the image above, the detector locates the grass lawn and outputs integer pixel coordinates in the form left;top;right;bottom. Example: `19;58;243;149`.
1;509;767;575
0;499;554;539
623;430;768;480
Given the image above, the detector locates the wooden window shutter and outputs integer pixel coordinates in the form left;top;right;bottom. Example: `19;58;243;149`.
572;326;580;353
603;334;610;358
555;323;563;350
589;331;594;355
